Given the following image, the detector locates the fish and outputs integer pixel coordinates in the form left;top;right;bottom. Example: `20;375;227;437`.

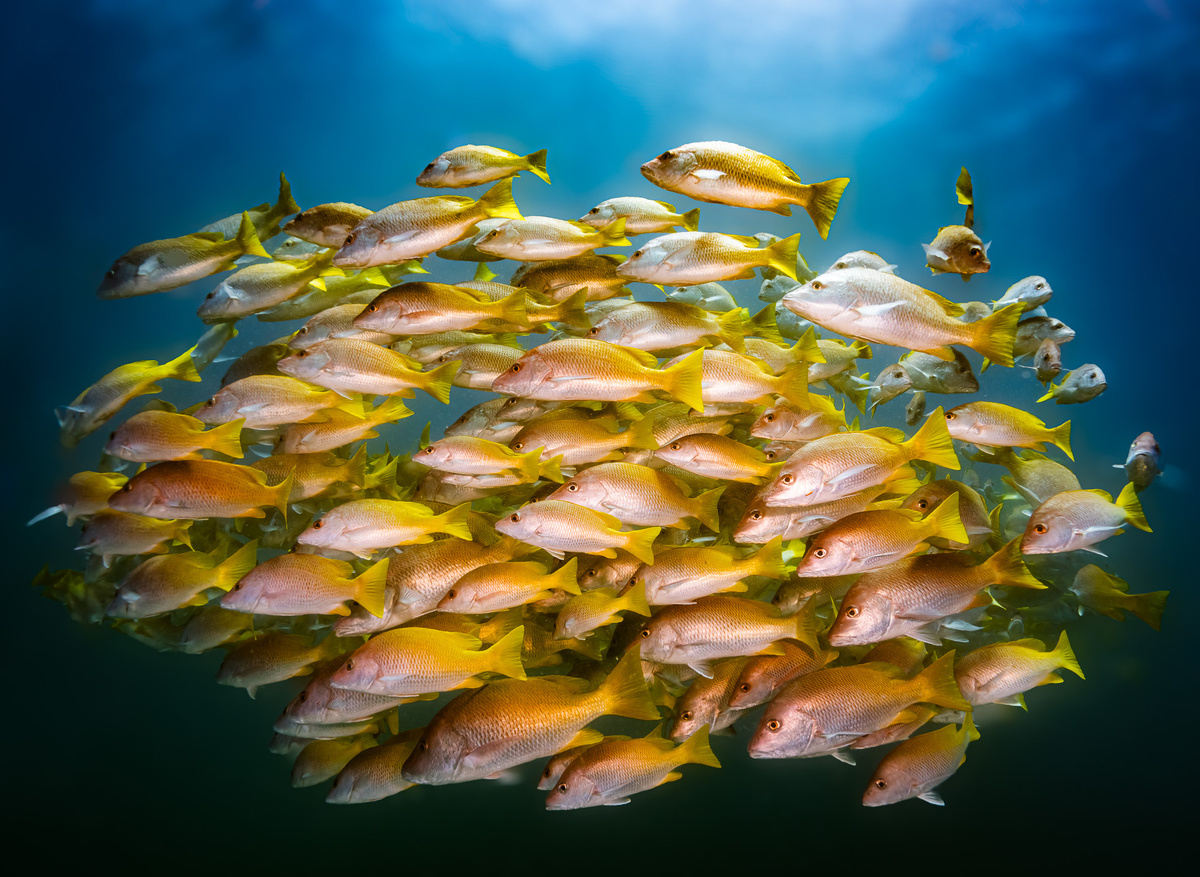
57;346;203;448
538;735;631;791
326;731;422;804
900;479;993;549
750;395;848;443
400;647;658;785
1012;315;1075;361
1115;431;1161;491
1068;565;1168;629
652;433;776;484
782;267;1021;365
107;459;295;520
436;559;579;614
791;492;969;577
905;391;926;426
493;500;660;564
994;275;1053;311
197;252;341;323
292;735;378;789
863;363;912;411
27;471;128;526
732;481;911;544
616;231;801;286
510;253;631;302
545;725;720;809
277;338;460;402
1037;363;1107;404
282;202;374;247
900;349;979;394
353;281;527;335
586;300;747;353
579;197;700;235
544;461;723;531
76;510;193;566
827;538;1044;647
199;173;300;241
1021;483;1151;555
668;657;751;739
664;282;738;312
554;582;652;641
296;500;472;557
416;435;562;482
968;446;1081;506
196;374;363;430
97;212;270;299
634;537;788;606
758;410;959;508
416;145;550;188
862;714;979;806
944;401;1073;459
682;349;809;408
250;449;368;501
954;631;1084;708
635;594;818;676
490;339;705;412
103;410;244;462
333;179;522;267
328;626;527;696
216;631;347;698
826;250;896;272
507;410;658;468
640;141;849;238
277;396;413;455
747;652;969;759
727;636;839;710
221;553;390;618
808;339;872;384
474;216;629;261
922;225;990;280
107;540;258;619
1032;338;1063;384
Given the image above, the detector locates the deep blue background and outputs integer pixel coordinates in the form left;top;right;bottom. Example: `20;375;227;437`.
5;1;1196;870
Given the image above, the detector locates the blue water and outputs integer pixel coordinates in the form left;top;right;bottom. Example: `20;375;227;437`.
6;1;1196;869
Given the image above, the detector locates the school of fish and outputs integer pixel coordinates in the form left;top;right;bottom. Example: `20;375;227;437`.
35;145;1167;809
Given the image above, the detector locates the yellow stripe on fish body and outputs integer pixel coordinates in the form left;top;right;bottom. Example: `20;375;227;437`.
684;348;809;407
216;631;347;699
587;300;747;353
636;536;788;605
794;492;969;577
474;215;629;261
195;374;365;430
945;401;1072;459
354;281;528;335
1021;482;1150;555
277;396;413;455
862;713;979;807
579;196;700;235
417;435;561;482
416;144;550;188
653;433;776;484
508;410;658;467
554;580;651;641
107;459;294;520
510;253;630;303
104;410;245;462
106;540;258;619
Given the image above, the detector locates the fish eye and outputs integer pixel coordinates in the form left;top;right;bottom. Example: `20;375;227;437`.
511;441;524;450
296;350;308;357
969;246;982;257
916;499;929;509
106;266;118;278
657;151;673;161
764;451;777;461
345;233;357;245
811;280;823;290
366;304;377;312
510;363;521;373
767;719;781;732
557;783;568;794
424;162;435;171
109;431;116;440
1035;282;1045;290
312;520;324;529
587;208;599;215
542;765;553;777
509;513;521;523
781;474;794;485
670;442;681;451
233;582;241;591
585;567;597;578
1033;523;1048;534
640;628;651;638
845;606;859;618
1051;321;1063;329
446;590;456;599
421;447;434;454
680;710;693;721
566;483;579;492
419;740;429;752
764;413;775;422
945;411;957;420
587;327;600;336
205;291;216;300
750;510;763;520
813;547;827;558
874;779;887;790
345;660;354;671
297;326;309;335
632;250;644;258
739;683;751;692
835;261;847;269
298;691;308;703
121;482;133;492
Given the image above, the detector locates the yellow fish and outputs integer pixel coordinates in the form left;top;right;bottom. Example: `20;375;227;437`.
416;145;550;188
107;459;295;520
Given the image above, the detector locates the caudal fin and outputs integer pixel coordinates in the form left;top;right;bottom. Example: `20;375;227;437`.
275;171;301;217
803;178;850;240
680;207;701;232
421;359;460;404
904;407;961;471
690;486;724;532
235;211;271;259
477;178;523;221
162;346;203;383
433;503;474;540
923;492;969;548
599;647;660;720
622;526;660;565
1115;482;1152;532
677;724;722;769
215;539;258;591
775;362;809;408
764;232;802;279
984;538;1046;589
524;149;551;185
353;558;390;618
1051;631;1085;680
1128;590;1169;631
662;348;705;413
970;303;1022;368
483;625;528;680
205;418;246;458
913;651;970;711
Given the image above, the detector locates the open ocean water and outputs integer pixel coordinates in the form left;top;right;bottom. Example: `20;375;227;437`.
5;1;1197;870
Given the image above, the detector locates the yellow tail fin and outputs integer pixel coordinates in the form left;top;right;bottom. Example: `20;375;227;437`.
680;207;701;232
215;539;258;591
235;211;270;259
662;348;705;412
433;504;474;540
903;407;961;470
677;724;722;769
162;345;203;383
477;178;523;220
971;303;1022;368
985;537;1045;589
619;579;651;617
765;232;802;278
924;492;969;547
913;651;970;711
483;624;528;680
524;148;550;185
803;178;849;240
1052;631;1085;679
550;557;582;596
421;359;460;404
1115;482;1152;532
353;558;390;618
622;526;660;565
205;418;245;458
599;647;660;720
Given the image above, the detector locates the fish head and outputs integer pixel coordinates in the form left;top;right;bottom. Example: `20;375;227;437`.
792;532;855;577
862;764;922;807
827;591;895;647
471;222;520;257
930;226;990;274
106;476;165;517
579;201;618;228
281;678;338;725
219;565;272;614
827;250;892;272
352;291;405;331
328;652;383;692
196;281;240;323
1064;364;1106;392
654;438;704;470
193;389;242;425
669;696;720;741
781;273;858;323
941;404;981;441
635;616;680;664
640;147;697;189
489;351;553;398
291;319;334;350
401;724;472;785
545;773;601;810
437;581;482;615
748;703;816;759
615;235;687;282
932;349;980;393
728;665;779;710
494;507;539;543
333;225;383;268
998;275;1053;309
1020;505;1078;554
277;346;332;381
105;587;142;620
296;514;340;549
96;255;150;299
761;460;828;506
416;155;452;186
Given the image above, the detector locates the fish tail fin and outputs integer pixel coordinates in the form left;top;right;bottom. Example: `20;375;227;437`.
680;207;701;232
986;537;1046;589
923;492;969;546
1035;384;1057;403
373;396;414;423
273;470;296;521
1049;420;1073;460
1052;630;1085;679
971;303;1022;368
477;178;523;220
421;359;460;404
622;527;660;565
364;454;399;492
483;624;528;680
691;486;724;532
620;579;651;617
551;557;582;595
600;647;660;720
914;651;970;711
776;361;810;408
1128;590;1169;631
539;453;565;484
790;596;821;651
524;149;551;184
554;290;588;328
1115;482;1152;532
802;178;849;240
677;724;722;769
494;288;528;328
754;535;789;580
275;171;300;217
434;503;474;540
793;326;824;363
342;444;369;487
162;346;203;383
598;216;630;247
662;348;705;412
236;211;270;259
764;232;802;279
215;539;258;591
716;309;746;353
352;558;390;618
904;407;961;470
206;418;246;458
746;303;785;345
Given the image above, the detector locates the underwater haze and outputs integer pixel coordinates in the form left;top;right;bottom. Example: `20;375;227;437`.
6;1;1197;870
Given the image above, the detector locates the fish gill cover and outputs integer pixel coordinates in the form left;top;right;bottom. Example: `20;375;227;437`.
33;144;1166;811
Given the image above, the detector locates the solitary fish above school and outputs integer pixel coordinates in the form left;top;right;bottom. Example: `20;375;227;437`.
416;145;550;189
640;141;849;239
922;225;990;281
1115;431;1161;491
